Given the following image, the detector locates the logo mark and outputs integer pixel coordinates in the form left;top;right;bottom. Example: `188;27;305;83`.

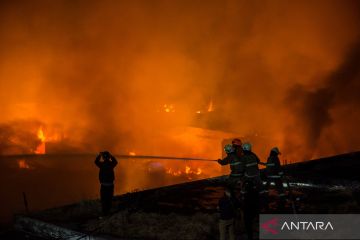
261;217;279;235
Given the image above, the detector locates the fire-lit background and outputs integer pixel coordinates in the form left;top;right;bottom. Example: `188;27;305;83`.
1;0;360;224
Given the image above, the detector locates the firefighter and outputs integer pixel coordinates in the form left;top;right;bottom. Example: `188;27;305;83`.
265;147;286;209
95;151;118;216
241;142;264;192
240;142;265;240
218;189;236;240
218;139;244;193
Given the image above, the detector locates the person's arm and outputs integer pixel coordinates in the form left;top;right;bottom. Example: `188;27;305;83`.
218;155;231;165
110;153;118;167
95;153;102;168
254;153;266;166
258;161;267;166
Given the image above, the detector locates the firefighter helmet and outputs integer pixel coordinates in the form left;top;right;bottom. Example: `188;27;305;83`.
271;147;281;154
224;144;235;154
232;138;242;146
242;142;252;151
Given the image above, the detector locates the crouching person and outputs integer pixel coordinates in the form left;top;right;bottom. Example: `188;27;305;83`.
218;189;236;240
95;151;118;216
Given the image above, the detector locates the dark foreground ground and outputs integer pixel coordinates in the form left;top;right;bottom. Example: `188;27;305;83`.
4;151;360;239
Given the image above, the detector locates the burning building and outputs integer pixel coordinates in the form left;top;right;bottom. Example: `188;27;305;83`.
0;0;360;163
1;0;360;230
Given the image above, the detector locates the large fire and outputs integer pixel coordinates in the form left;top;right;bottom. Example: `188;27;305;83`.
0;1;359;164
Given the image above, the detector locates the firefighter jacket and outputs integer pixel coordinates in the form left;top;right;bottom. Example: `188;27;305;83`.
241;150;261;179
218;152;244;178
266;154;283;178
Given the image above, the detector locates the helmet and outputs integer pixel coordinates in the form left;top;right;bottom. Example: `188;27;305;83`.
242;142;252;151
271;147;281;154
232;138;242;146
224;144;235;154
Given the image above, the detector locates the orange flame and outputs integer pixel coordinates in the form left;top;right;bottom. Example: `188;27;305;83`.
185;165;202;175
166;167;183;176
17;159;30;169
35;127;46;154
166;165;202;179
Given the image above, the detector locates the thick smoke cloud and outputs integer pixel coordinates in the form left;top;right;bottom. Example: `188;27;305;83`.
285;42;360;160
0;0;360;161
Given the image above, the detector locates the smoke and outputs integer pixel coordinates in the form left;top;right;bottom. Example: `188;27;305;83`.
0;0;360;161
285;43;360;160
0;120;42;154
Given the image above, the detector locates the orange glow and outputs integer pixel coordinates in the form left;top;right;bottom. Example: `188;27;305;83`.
0;1;359;166
129;151;136;156
207;100;214;112
35;127;46;154
37;127;46;142
17;159;30;169
185;165;190;174
166;167;182;176
185;165;202;175
163;104;175;113
166;165;203;179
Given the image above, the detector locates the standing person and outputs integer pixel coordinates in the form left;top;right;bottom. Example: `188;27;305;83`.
218;189;236;240
241;142;264;193
265;147;286;210
218;139;244;193
95;151;118;216
240;142;265;240
265;147;284;194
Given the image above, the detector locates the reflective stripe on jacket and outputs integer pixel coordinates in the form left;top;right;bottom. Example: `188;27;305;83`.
218;152;244;177
266;154;281;176
242;151;260;180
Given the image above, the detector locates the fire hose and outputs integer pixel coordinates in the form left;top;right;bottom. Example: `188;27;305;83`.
114;154;217;162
